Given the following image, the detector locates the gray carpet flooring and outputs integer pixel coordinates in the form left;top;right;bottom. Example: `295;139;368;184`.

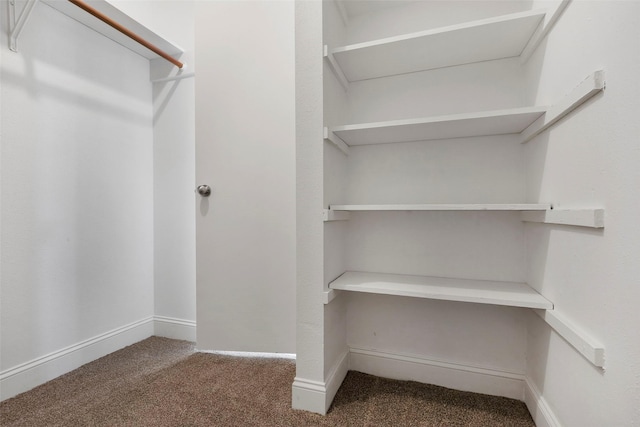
0;337;535;426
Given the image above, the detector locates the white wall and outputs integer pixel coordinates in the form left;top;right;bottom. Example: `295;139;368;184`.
148;2;197;339
109;0;197;339
0;0;154;399
194;0;296;353
523;1;640;426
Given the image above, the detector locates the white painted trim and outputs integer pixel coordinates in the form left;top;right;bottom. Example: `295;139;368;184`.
520;0;572;64
521;208;604;228
325;350;349;410
323;45;349;90
292;377;328;414
291;350;349;415
0;317;154;401
199;350;295;360
525;376;563;427
534;309;605;368
153;315;196;342
521;70;605;144
323;209;350;222
349;347;525;400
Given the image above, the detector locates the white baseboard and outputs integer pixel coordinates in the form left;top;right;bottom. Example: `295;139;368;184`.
525;376;562;427
349;347;525;400
0;317;154;401
292;350;349;415
153;315;196;342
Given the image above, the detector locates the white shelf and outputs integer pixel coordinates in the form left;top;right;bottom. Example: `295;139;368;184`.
329;271;553;309
330;10;546;82
329;204;551;212
331;107;546;146
41;0;183;60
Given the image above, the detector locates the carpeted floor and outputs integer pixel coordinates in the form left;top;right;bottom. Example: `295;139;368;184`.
0;337;535;426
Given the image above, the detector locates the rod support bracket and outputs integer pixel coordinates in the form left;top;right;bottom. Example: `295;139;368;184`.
9;0;39;52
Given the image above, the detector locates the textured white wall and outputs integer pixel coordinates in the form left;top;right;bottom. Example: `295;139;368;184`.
523;1;640;425
0;0;154;389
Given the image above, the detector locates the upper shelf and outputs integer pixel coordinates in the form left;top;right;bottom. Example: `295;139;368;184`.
329;9;546;82
331;106;546;146
41;0;183;60
329;204;551;212
329;271;553;309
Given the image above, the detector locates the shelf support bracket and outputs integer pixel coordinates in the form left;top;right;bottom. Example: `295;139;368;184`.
521;70;605;144
9;0;39;52
324;127;350;156
534;309;605;368
323;45;349;91
323;209;350;222
521;208;604;228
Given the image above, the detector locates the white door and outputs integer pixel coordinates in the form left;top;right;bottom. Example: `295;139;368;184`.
194;1;296;353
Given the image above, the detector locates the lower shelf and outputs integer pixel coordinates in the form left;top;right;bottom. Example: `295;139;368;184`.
329;271;553;309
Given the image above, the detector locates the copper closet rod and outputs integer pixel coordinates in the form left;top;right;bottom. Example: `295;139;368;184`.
68;0;184;68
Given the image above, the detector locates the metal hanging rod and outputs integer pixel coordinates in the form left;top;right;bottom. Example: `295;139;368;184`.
67;0;184;69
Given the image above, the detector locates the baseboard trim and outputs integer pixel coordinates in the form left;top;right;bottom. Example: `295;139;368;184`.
153;315;196;342
0;316;154;401
525;376;562;427
325;350;349;410
292;350;349;415
349;347;525;400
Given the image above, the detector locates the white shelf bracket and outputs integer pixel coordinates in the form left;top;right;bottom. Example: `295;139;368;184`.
9;0;39;52
521;70;605;144
521;208;604;228
535;309;605;368
323;209;350;222
323;45;349;91
520;0;572;63
323;127;350;156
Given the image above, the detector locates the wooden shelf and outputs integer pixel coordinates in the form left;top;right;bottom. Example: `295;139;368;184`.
331;107;546;146
329;271;553;309
41;0;183;60
330;10;546;82
329;204;551;212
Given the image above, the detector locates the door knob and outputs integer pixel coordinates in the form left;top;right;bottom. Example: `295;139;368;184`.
197;185;211;197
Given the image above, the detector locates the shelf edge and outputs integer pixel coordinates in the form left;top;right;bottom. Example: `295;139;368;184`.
329;204;551;212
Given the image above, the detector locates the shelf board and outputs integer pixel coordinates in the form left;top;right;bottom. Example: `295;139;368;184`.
329;204;551;212
41;0;183;60
331;10;546;82
329;271;553;309
331;107;546;146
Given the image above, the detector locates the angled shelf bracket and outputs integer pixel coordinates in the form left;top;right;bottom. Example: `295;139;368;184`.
9;0;39;52
324;126;350;156
521;70;605;143
521;208;604;228
323;209;350;222
323;45;349;91
534;309;605;368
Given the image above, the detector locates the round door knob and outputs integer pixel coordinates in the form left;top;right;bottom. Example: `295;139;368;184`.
197;185;211;197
